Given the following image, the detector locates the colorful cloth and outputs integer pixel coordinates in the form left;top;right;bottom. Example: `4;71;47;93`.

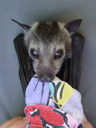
25;75;83;127
25;104;79;128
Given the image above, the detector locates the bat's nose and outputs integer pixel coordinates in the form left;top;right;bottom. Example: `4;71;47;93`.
38;64;55;82
40;75;53;82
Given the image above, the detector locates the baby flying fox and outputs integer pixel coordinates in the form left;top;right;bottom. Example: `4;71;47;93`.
12;19;82;82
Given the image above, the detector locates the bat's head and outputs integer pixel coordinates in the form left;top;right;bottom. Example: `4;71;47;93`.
12;19;82;82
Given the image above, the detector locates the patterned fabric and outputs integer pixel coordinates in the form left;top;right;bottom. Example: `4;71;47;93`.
49;77;74;108
25;104;79;128
25;75;83;127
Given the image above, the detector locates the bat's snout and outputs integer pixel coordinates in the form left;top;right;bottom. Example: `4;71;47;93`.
39;74;54;82
37;65;55;82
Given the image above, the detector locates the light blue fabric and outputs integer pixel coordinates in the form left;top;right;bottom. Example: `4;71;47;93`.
49;83;54;97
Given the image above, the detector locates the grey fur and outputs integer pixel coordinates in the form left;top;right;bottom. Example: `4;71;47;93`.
12;19;82;82
24;21;72;81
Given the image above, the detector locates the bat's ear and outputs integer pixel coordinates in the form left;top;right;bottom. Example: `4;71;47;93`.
11;19;31;32
64;19;82;33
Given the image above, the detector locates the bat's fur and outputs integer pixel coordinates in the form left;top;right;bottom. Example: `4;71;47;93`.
24;22;72;81
12;19;82;82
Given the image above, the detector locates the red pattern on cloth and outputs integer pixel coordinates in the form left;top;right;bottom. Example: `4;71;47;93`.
25;104;79;128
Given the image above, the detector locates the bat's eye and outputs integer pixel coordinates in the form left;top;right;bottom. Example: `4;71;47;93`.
54;49;63;59
30;49;39;59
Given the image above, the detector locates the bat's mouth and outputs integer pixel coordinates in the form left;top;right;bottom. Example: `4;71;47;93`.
39;76;54;82
36;65;56;82
37;73;55;82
